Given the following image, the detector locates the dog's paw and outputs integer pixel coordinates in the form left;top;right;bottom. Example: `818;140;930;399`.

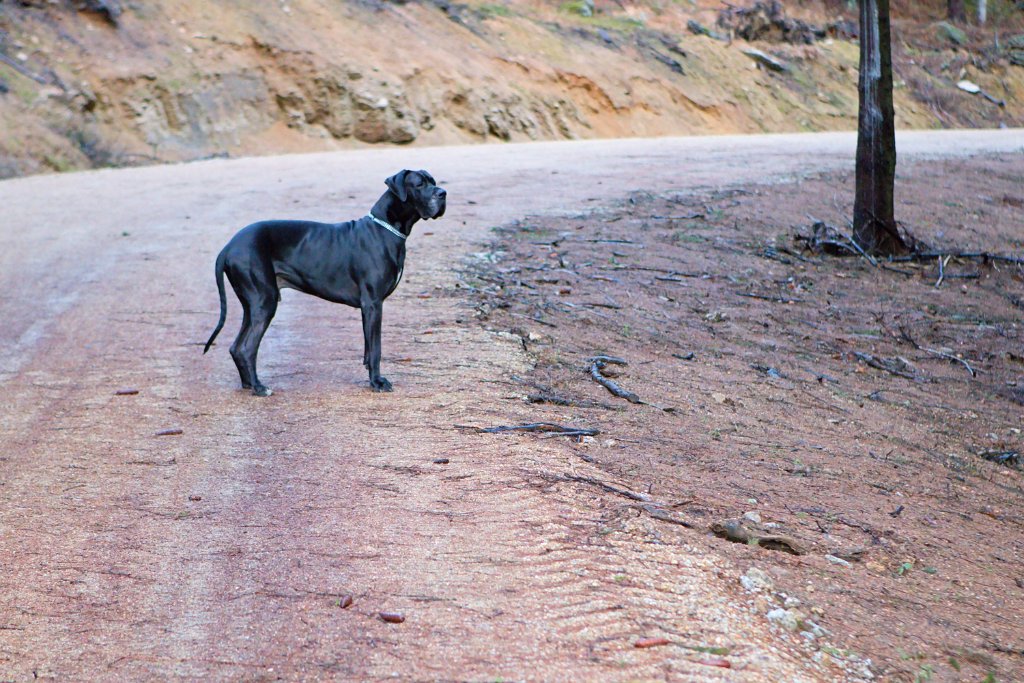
370;377;393;393
253;385;273;397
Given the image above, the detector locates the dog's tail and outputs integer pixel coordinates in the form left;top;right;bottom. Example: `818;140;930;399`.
203;250;228;354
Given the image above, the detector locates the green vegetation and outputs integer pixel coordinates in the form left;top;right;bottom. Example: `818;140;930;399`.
477;4;512;19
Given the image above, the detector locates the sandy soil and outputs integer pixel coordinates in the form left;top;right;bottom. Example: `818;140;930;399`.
0;130;1022;681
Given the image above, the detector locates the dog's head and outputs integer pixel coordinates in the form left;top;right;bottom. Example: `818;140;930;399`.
385;169;446;220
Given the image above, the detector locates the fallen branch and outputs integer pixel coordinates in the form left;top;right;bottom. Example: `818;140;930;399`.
890;250;1024;266
526;393;619;410
588;355;628;366
711;518;807;555
589;358;642;404
920;347;977;377
0;52;49;84
651;212;705;220
853;351;919;381
896;324;977;377
979;450;1020;468
735;291;802;304
797;220;878;267
459;423;599;437
638;503;696;528
559;473;653;502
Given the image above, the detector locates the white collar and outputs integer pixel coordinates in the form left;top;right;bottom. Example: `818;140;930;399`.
367;213;406;240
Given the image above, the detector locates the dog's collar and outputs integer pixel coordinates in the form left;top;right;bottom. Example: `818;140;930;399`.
367;213;406;241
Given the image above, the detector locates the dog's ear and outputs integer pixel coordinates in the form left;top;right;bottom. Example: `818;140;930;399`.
385;170;410;202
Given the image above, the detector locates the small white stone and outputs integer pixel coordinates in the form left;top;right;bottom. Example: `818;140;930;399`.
743;510;762;524
805;619;829;637
766;607;800;631
740;567;773;593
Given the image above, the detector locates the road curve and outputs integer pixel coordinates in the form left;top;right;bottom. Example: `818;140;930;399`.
0;129;1021;681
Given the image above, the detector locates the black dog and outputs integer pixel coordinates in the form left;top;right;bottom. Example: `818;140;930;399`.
203;169;446;396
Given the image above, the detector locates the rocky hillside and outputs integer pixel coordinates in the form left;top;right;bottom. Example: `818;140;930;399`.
0;0;1021;178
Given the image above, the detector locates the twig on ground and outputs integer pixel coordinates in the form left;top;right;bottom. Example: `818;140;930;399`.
895;324;977;377
553;474;698;528
0;52;49;84
589;358;642;404
588;355;628;366
558;473;653;502
853;351;919;381
458;423;599;437
890;250;1024;266
651;213;705;220
526;393;620;410
920;347;977;377
638;503;696;528
735;291;803;304
799;219;879;267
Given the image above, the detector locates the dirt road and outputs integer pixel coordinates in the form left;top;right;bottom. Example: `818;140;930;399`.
1;130;1021;682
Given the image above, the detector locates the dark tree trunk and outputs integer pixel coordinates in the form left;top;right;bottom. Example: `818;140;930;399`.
853;0;906;256
947;0;967;23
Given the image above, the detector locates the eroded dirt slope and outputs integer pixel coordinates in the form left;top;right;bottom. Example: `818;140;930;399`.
1;0;1022;178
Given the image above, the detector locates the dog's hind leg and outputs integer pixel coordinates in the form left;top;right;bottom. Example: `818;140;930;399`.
242;295;278;397
227;262;279;396
229;300;255;389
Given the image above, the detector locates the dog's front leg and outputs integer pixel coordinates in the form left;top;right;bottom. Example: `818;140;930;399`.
360;297;392;392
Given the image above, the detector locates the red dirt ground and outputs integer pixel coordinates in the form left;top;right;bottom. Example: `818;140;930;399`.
0;132;1021;681
469;153;1024;682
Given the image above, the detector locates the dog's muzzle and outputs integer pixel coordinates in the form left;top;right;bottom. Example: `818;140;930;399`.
430;189;447;219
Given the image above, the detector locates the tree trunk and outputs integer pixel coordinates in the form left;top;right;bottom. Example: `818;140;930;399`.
978;0;987;25
853;0;906;256
948;0;967;23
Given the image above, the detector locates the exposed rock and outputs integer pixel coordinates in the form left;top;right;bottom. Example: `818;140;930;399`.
740;567;774;593
717;1;825;45
74;0;122;26
742;47;790;73
766;607;801;631
1006;34;1024;67
687;19;727;42
936;21;968;46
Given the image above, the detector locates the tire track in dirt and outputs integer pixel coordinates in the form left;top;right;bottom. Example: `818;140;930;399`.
2;131;1022;681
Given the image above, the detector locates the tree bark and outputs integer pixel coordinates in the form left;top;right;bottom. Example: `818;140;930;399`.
854;0;906;256
948;0;967;23
978;0;987;26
